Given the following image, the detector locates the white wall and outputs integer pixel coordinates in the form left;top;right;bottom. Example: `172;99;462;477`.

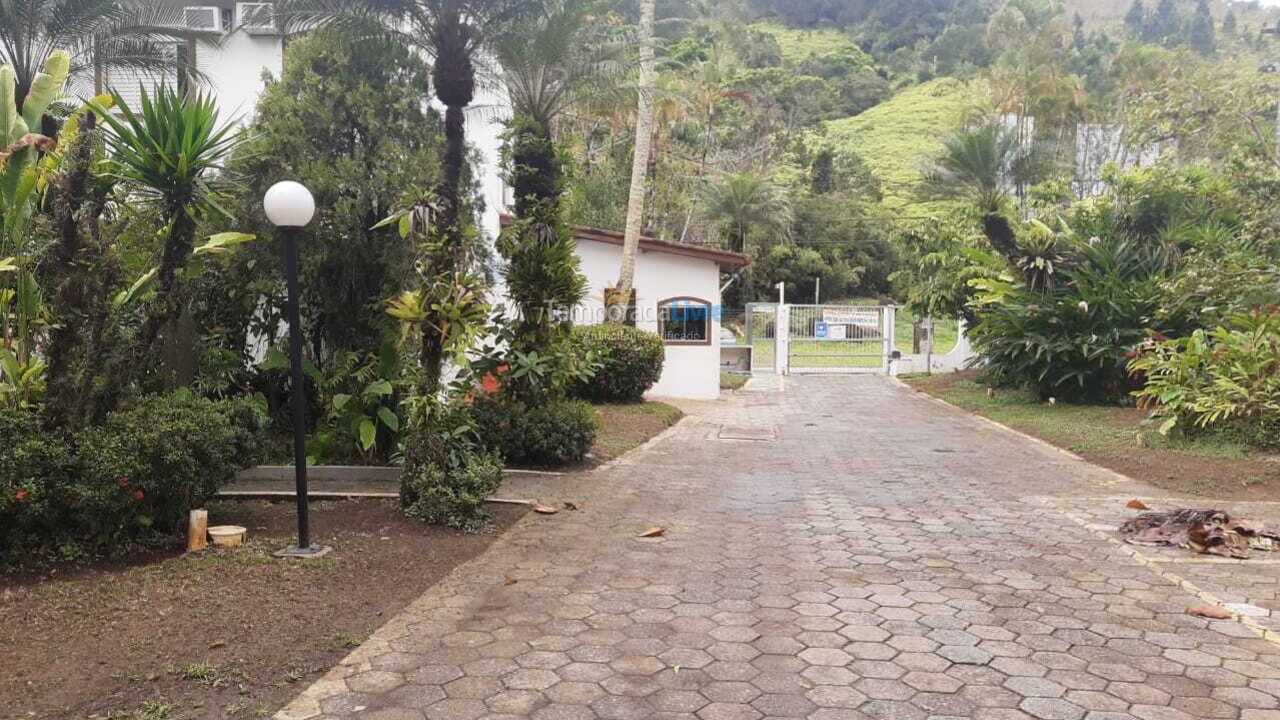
196;31;283;123
573;241;723;400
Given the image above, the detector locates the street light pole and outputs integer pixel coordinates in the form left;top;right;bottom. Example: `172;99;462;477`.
263;181;330;560
281;225;309;550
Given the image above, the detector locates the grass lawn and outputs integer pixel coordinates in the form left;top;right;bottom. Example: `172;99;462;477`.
904;371;1280;500
721;371;750;390
591;401;684;462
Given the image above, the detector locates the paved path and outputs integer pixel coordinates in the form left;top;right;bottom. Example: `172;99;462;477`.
278;375;1280;720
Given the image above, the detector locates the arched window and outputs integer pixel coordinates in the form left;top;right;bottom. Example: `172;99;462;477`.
657;297;712;346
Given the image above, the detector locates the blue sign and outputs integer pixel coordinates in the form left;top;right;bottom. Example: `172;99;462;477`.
815;322;829;339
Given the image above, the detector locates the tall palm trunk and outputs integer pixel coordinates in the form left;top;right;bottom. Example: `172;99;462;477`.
609;0;655;323
419;29;476;395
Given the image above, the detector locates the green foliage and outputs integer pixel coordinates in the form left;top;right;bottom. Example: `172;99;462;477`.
968;236;1172;402
891;216;1003;322
398;394;502;532
569;325;665;403
472;396;599;466
1;393;262;561
1130;310;1280;447
307;347;404;465
698;172;792;252
820;78;983;210
226;28;440;363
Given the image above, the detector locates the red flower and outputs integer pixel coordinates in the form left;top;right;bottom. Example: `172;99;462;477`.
132;489;145;502
495;363;510;376
116;476;130;489
14;489;29;502
481;373;501;395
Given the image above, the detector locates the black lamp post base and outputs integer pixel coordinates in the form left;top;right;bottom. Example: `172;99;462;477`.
274;544;333;560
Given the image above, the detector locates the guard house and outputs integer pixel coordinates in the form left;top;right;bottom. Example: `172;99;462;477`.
500;217;750;400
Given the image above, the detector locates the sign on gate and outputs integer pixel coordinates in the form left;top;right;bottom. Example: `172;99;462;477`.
823;307;880;330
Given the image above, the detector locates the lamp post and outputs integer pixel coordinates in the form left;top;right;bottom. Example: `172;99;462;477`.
264;181;329;559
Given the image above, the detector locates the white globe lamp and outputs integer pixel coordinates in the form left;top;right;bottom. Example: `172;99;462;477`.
263;181;316;228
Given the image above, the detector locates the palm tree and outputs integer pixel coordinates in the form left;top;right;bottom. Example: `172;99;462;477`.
609;0;655;323
492;0;623;208
0;0;210;112
922;123;1053;261
698;173;792;254
279;0;535;243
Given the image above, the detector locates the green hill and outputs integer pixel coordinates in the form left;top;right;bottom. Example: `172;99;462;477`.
749;22;874;68
819;77;982;212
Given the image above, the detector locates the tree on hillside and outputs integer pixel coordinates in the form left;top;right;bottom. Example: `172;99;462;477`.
610;0;656;323
1148;0;1182;44
1223;9;1237;36
1188;0;1216;55
1124;0;1147;40
698;173;792;254
921;124;1053;261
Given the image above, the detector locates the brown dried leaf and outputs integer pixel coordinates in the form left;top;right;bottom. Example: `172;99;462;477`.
533;504;559;515
1187;604;1233;620
504;576;518;586
639;527;665;538
563;501;579;511
1126;499;1150;510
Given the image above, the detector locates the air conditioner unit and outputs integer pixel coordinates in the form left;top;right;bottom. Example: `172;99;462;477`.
184;6;223;32
237;3;277;35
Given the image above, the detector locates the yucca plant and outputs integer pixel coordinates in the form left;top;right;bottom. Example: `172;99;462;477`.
93;84;242;384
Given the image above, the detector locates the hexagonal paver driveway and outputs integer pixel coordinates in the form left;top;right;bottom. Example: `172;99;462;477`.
275;375;1280;720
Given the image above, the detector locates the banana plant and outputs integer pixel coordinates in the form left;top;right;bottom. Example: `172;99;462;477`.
0;346;45;410
0;51;70;364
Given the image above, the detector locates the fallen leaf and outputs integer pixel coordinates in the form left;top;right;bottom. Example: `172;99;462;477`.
504;576;518;586
533;504;559;515
1126;499;1150;510
639;527;665;538
208;640;226;649
564;502;579;511
1187;604;1233;620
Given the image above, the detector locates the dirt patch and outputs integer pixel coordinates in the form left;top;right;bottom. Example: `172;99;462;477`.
0;499;524;720
906;371;1280;501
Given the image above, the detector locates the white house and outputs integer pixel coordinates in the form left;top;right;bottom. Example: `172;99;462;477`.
106;3;284;122
563;224;750;400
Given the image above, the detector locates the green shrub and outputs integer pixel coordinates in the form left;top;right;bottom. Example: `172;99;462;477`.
968;237;1170;402
1130;309;1280;447
400;451;504;532
569;325;664;403
75;393;250;537
0;411;76;554
473;396;599;466
1;392;261;561
398;395;503;532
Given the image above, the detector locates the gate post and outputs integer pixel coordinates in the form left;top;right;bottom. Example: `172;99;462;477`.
776;304;790;376
884;305;898;376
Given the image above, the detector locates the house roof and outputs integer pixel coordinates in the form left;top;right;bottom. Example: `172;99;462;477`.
499;214;751;269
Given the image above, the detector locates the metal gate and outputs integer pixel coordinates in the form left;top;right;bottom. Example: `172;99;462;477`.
783;304;896;375
744;303;778;372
